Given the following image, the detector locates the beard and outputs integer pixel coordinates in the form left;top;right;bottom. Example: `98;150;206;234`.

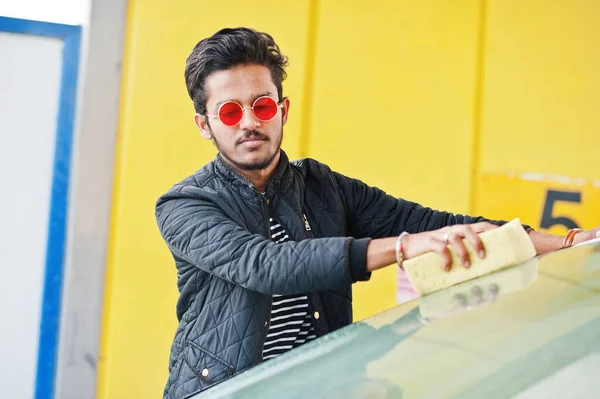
212;128;283;171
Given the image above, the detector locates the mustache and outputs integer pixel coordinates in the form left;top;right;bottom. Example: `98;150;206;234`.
237;130;269;145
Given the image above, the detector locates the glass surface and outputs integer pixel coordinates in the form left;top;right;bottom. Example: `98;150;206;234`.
198;241;600;399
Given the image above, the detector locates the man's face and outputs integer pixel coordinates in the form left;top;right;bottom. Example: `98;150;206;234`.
195;64;290;171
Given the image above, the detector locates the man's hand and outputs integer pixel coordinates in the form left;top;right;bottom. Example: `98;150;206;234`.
572;225;600;246
528;225;600;254
402;222;499;272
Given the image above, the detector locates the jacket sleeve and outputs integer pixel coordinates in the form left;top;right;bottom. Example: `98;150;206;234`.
331;171;510;239
155;185;365;295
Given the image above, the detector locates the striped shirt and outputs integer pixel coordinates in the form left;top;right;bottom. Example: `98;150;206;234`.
262;217;317;360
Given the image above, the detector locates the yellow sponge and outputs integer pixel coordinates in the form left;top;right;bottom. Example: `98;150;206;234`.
403;219;536;296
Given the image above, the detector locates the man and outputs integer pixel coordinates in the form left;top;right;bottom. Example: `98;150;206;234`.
155;27;599;399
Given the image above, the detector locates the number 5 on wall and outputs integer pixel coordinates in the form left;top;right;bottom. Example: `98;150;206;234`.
540;190;581;230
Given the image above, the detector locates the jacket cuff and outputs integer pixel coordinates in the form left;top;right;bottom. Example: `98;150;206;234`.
346;238;372;282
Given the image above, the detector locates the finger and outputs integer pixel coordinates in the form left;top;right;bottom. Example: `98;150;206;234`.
461;225;487;259
430;238;453;272
448;233;471;268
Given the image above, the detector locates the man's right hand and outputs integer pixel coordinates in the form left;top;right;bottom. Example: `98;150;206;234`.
402;222;498;271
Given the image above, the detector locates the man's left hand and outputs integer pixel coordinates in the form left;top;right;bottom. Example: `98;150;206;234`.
573;226;600;246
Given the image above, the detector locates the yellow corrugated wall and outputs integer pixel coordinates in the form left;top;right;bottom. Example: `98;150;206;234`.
97;0;600;397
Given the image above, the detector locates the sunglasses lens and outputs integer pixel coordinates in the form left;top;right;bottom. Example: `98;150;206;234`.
253;97;278;121
219;102;243;126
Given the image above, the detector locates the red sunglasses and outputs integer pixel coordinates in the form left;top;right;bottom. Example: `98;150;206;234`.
206;96;284;126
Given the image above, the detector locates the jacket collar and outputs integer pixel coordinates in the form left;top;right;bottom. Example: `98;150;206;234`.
214;149;290;197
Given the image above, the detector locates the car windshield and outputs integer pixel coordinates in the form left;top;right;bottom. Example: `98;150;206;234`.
198;240;600;399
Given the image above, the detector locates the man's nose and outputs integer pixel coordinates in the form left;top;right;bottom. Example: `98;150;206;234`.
238;107;260;130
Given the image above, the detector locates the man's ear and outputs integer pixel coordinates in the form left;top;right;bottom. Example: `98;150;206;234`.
194;114;213;140
281;97;291;126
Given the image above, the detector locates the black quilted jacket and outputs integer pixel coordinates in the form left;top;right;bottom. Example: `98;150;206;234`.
155;150;497;398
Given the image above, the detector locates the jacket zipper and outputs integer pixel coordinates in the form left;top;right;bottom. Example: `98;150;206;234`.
256;187;273;354
303;214;312;232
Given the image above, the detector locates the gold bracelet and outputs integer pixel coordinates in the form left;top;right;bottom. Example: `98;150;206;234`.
561;228;584;248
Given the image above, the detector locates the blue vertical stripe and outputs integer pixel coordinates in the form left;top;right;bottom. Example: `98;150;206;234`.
0;16;81;399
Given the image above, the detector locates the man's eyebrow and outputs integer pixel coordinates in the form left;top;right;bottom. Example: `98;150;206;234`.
213;91;276;109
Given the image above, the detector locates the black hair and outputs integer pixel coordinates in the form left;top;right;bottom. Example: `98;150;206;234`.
184;27;289;114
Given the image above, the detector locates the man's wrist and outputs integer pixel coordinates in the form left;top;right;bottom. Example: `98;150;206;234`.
527;230;564;254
